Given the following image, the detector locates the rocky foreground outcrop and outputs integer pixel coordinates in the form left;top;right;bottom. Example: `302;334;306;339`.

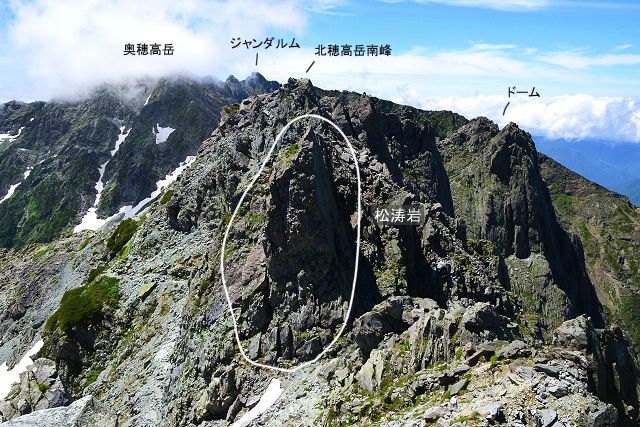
1;78;639;426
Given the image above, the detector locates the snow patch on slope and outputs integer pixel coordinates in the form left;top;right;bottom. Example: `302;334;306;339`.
74;154;195;232
111;126;130;156
73;160;110;232
74;125;130;232
154;123;175;144
119;155;195;218
0;127;24;144
0;183;21;204
0;166;32;204
0;340;43;400
232;379;283;427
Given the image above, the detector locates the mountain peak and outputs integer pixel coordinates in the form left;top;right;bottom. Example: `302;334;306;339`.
1;77;639;427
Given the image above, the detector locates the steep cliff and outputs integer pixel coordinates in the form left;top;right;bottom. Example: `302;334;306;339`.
539;154;640;351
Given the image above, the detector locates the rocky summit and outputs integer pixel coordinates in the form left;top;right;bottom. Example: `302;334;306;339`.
0;77;639;426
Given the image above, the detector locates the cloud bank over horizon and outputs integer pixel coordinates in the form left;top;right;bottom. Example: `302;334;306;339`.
0;0;638;143
391;92;640;143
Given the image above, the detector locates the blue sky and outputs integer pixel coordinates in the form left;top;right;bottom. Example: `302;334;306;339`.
308;1;640;55
299;0;640;97
0;0;638;141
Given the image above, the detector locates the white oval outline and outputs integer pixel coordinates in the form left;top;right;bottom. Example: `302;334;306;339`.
220;114;361;373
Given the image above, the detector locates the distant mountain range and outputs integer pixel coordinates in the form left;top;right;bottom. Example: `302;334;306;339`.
0;73;279;248
535;136;640;206
3;87;637;249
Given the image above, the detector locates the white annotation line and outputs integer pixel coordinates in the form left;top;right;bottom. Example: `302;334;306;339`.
220;113;362;374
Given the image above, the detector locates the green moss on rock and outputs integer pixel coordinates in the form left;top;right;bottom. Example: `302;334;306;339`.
45;275;120;334
106;218;139;257
159;189;174;205
223;104;239;114
283;143;300;161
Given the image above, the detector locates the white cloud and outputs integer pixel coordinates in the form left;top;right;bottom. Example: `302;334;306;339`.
388;0;640;10
304;0;351;14
2;3;638;144
391;91;640;142
612;44;633;51
537;51;640;69
221;43;640;142
2;0;306;101
245;45;556;83
383;0;550;11
469;43;517;51
555;1;640;9
238;44;620;99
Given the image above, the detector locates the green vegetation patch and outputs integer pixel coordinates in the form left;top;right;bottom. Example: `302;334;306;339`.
84;366;103;388
33;243;55;259
87;265;108;284
575;222;596;257
467;238;495;256
45;275;120;334
283;143;300;161
454;411;481;423
236;204;266;230
373;258;407;295
106;218;140;258
198;279;212;297
77;237;91;251
551;193;574;216
36;381;51;393
420;111;466;137
620;292;640;346
159;189;174;205
223;242;238;259
193;278;213;307
223;104;239;114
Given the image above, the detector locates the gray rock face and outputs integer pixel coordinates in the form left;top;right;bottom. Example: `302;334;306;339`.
581;403;618;427
1;395;114;427
554;315;591;350
497;339;531;359
164;78;509;375
353;296;437;354
538;408;558;427
439;118;604;335
553;316;640;419
1;78;639;427
0;358;71;419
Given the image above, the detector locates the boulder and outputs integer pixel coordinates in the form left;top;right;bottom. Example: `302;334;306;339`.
353;296;437;353
0;395;114;427
553;316;590;351
496;340;531;359
356;349;386;392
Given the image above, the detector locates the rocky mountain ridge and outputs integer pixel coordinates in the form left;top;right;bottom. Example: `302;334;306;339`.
0;78;638;426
